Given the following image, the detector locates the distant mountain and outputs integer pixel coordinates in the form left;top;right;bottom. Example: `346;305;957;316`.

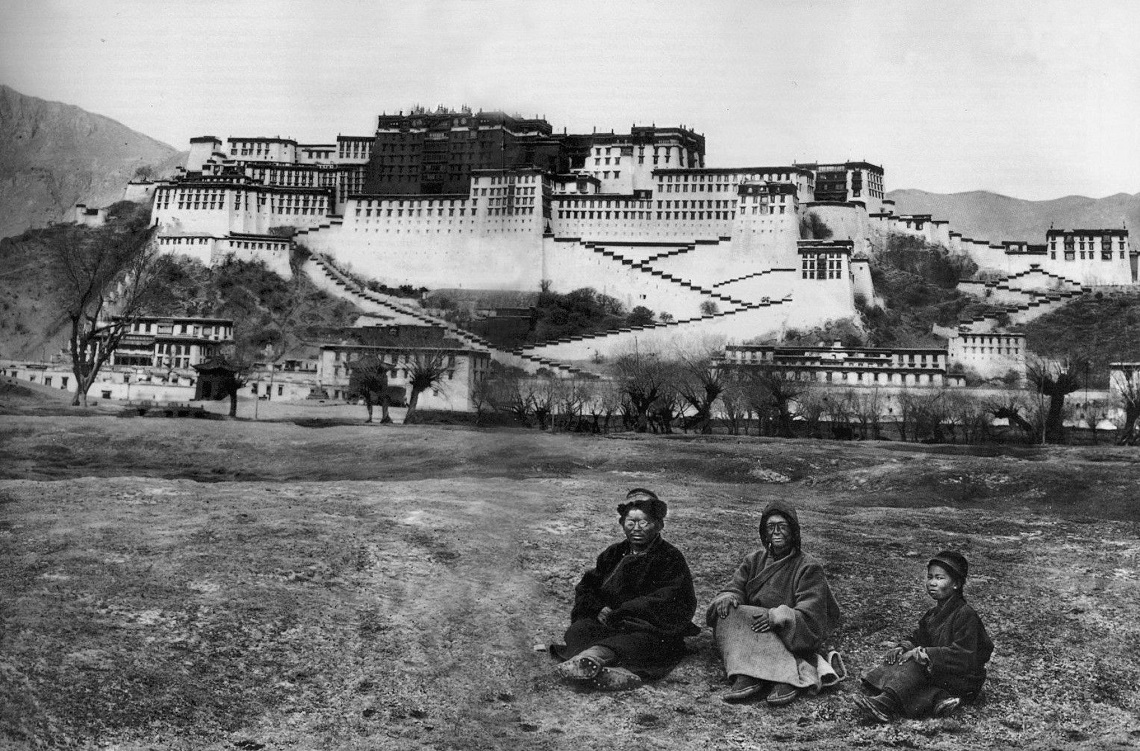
887;189;1140;245
0;84;185;240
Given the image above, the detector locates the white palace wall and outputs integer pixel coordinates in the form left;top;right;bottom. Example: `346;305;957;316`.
803;202;875;256
153;184;332;237
156;235;294;277
540;238;717;316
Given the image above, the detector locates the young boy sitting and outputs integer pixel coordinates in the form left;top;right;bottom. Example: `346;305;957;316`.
854;550;994;722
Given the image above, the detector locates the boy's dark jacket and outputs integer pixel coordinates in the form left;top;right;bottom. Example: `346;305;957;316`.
903;593;994;692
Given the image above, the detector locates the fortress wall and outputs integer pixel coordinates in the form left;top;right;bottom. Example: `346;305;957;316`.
550;210;732;244
541;238;713;316
963;241;1007;273
956;280;989;298
712;270;800;302
157;235;293;277
803;203;874;256
518;303;795;362
782;277;858;325
728;211;803;269
1004;268;1081;292
153;186;331;236
321;224;545;290
1039;254;1132;286
213;238;293;279
519;280;857;363
851;259;874;303
987;287;1038;305
585;242;694;264
933;221;952;248
157;235;213;266
645;241;744;287
123;181;160;204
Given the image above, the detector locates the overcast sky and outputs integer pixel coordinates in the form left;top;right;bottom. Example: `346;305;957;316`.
2;0;1137;201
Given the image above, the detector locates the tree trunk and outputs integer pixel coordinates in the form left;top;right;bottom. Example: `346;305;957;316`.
404;388;423;424
229;392;238;418
1045;394;1067;443
364;397;374;423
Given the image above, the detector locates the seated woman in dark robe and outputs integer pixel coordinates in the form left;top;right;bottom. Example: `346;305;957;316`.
551;488;700;690
706;500;845;705
854;550;994;722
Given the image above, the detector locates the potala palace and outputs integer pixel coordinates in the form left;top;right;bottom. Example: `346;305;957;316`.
94;105;1134;394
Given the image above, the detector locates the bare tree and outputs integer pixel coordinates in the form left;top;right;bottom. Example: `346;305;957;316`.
402;349;452;424
587;379;623;434
719;368;748;436
827;390;858;440
674;346;725;434
197;349;250;418
347;354;392;424
531;375;559;430
613;349;671;433
852;387;885;440
555;378;591;432
488;367;535;426
910;388;950;443
797;387;828;439
1110;367;1140;445
650;383;682;434
49;202;162;405
741;366;809;438
988;392;1039;444
1027;355;1086;443
469;371;494;426
944;390;990;445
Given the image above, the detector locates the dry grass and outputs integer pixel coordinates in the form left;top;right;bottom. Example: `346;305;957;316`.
1;407;1139;750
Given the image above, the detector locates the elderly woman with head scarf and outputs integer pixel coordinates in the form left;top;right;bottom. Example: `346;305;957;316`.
550;488;700;690
706;500;844;705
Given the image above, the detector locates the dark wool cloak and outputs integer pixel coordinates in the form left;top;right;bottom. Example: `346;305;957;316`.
553;536;699;679
862;593;994;715
569;536;700;638
706;501;841;656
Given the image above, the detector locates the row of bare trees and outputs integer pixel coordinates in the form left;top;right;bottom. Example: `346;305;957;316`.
465;347;1140;445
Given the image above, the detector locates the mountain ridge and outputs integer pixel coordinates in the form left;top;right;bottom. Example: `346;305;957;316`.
887;187;1139;245
0;84;185;240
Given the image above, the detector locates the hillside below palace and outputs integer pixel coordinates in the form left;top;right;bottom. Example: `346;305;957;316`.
137;105;1134;359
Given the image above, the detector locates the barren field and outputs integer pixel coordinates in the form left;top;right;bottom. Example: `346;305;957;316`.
2;392;1140;750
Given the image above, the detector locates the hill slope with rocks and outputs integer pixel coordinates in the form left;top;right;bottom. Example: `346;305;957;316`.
0;84;184;240
887;188;1140;245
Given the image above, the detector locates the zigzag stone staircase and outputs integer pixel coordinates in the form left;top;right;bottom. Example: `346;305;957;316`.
585;243;757;313
514;292;794;362
957;268;1089;332
303;252;596;378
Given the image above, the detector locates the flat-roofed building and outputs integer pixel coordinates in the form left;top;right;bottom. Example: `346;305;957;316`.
104;316;234;369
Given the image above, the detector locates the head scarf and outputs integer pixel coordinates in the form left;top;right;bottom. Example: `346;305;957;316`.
758;499;802;552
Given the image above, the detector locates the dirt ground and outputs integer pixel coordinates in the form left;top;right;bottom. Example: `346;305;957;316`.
2;389;1140;750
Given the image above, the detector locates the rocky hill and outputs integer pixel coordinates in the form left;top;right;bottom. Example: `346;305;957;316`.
0;85;185;240
887;188;1140;245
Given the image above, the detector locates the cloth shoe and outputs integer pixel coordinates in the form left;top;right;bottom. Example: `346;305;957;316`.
853;693;897;723
592;666;642;691
555;656;602;682
933;696;961;717
765;682;800;706
723;675;767;703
